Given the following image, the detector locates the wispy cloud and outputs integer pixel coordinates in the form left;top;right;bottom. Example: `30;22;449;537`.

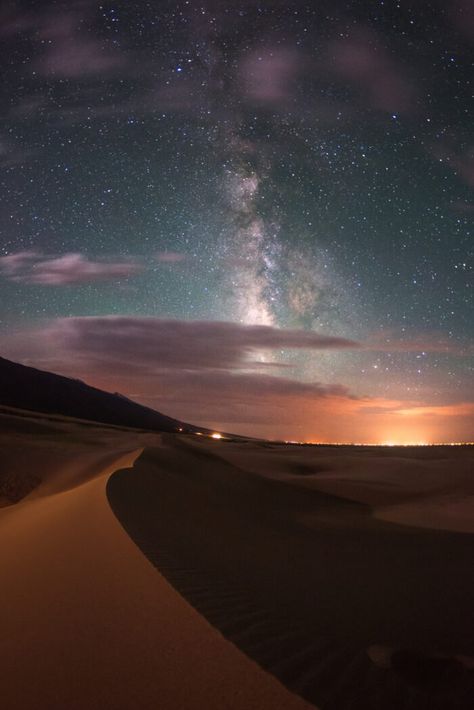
395;402;474;418
366;332;473;356
1;2;125;79
239;47;302;105
328;27;414;114
0;252;143;285
154;252;189;264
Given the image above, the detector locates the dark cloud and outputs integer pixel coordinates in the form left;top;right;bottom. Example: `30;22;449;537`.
133;369;353;426
35;316;359;372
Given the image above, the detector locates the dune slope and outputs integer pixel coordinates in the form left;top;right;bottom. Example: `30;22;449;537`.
107;435;474;710
0;411;313;710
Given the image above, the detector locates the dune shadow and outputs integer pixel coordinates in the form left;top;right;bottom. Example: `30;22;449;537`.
107;438;474;710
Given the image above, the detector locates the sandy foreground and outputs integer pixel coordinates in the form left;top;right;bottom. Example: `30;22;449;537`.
1;408;473;709
0;409;312;710
107;435;474;709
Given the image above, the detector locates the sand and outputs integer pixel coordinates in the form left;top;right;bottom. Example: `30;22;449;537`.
210;439;474;533
108;435;474;709
1;408;473;709
0;409;313;710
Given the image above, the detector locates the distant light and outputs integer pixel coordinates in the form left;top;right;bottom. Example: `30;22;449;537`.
272;440;473;447
381;440;429;447
211;433;222;440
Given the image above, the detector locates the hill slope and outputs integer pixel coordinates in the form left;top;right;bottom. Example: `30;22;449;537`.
0;356;203;433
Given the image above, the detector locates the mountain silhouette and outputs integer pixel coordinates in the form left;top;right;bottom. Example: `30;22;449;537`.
0;356;206;434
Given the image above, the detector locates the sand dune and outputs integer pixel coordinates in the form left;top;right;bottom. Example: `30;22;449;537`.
108;435;474;710
1;409;473;709
211;440;474;533
0;410;313;710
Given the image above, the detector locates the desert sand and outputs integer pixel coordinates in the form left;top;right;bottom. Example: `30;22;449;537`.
1;407;473;709
211;439;474;533
108;435;474;709
0;408;312;710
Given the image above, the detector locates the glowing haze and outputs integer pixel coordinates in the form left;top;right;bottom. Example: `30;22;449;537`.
1;1;473;443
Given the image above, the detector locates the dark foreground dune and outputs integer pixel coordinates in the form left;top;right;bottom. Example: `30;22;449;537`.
108;435;474;710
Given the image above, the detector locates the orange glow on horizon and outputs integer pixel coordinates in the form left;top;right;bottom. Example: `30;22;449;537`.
281;439;473;447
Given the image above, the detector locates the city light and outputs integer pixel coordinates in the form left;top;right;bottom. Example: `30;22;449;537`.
281;440;473;447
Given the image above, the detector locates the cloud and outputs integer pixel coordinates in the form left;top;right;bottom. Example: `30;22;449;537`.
154;252;189;264
41;36;123;78
0;252;143;285
366;332;473;356
3;316;473;442
125;369;356;428
37;8;124;78
328;28;414;114
239;48;301;105
0;6;35;37
0;250;41;275
33;316;358;372
395;402;474;419
432;142;474;191
0;3;124;78
1;316;361;435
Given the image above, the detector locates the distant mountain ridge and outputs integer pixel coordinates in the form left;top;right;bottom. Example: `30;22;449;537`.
0;356;205;434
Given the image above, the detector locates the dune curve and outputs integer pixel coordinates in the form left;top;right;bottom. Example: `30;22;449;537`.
0;412;313;710
107;434;474;710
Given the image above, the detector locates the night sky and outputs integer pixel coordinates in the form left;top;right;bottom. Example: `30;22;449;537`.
1;0;473;442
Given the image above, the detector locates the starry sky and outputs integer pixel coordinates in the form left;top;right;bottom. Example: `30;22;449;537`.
1;0;473;443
